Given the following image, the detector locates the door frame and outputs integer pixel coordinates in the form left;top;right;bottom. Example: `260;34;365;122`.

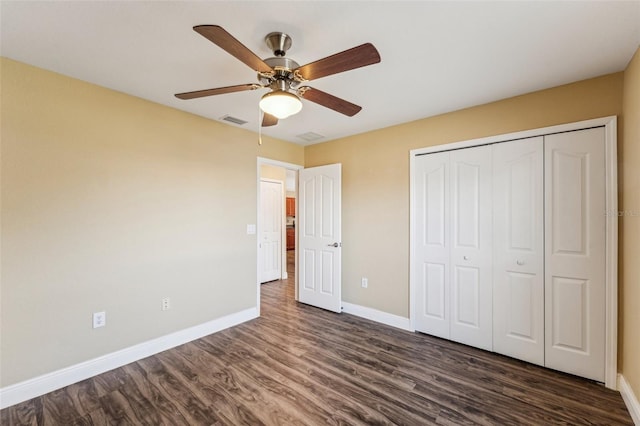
257;157;304;315
409;116;618;389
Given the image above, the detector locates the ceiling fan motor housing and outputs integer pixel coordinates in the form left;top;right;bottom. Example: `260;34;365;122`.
260;57;301;89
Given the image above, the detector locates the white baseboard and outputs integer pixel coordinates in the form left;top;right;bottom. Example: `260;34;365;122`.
619;374;640;425
0;307;258;410
342;302;413;332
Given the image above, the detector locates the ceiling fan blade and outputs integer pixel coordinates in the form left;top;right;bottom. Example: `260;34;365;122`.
175;84;259;100
294;43;380;81
193;25;273;73
298;86;362;117
262;113;278;127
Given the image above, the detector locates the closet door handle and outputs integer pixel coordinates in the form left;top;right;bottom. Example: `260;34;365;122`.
516;260;525;266
463;256;469;260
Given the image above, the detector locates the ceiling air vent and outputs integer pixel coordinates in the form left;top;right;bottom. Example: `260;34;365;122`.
220;115;248;126
296;132;325;143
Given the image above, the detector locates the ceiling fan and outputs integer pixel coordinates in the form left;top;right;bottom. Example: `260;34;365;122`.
175;25;381;127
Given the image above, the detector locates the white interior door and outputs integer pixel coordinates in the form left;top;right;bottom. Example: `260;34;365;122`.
298;164;342;313
545;128;606;382
493;137;545;365
260;179;283;283
414;151;451;338
449;145;493;351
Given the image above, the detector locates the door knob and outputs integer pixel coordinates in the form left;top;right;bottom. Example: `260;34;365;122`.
463;255;469;260
327;242;340;247
516;260;525;266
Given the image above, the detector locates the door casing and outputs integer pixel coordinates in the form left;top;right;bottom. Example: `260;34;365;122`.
256;157;303;314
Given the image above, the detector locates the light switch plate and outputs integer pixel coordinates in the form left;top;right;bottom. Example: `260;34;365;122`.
246;224;256;235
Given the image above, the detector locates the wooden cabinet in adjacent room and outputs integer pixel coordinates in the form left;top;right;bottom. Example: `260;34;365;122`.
286;227;295;250
286;197;296;216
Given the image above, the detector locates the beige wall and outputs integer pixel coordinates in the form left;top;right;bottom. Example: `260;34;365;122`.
260;164;287;182
258;141;303;167
621;46;640;399
305;72;624;319
0;58;303;386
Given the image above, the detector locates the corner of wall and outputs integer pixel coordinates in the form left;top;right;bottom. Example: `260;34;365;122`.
620;44;640;416
619;374;640;425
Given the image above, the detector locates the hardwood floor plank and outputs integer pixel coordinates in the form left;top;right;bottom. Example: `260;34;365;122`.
208;325;440;424
0;399;39;426
234;319;417;394
157;342;306;425
69;407;109;426
377;341;631;425
120;362;192;425
1;264;633;425
61;378;102;417
134;356;221;425
184;334;380;425
98;389;144;424
254;312;525;423
41;388;83;426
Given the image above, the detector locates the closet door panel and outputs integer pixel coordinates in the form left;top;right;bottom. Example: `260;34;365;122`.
492;137;544;365
414;151;450;338
545;128;606;382
449;145;493;350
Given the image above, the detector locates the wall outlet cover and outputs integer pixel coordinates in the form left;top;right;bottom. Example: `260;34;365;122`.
162;297;171;311
93;311;106;328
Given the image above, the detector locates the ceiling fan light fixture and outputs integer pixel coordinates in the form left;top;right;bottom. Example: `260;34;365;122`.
259;90;302;119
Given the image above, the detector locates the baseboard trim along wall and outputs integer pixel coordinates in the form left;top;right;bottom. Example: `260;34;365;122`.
619;374;640;425
0;307;259;409
342;302;413;332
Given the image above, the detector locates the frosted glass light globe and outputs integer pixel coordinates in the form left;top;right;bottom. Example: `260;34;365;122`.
259;90;303;119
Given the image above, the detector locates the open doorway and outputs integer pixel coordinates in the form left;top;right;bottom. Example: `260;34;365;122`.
257;158;302;312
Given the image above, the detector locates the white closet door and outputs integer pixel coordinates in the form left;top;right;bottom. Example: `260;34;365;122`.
260;180;283;283
414;151;450;339
545;128;606;382
493;137;544;365
449;145;493;351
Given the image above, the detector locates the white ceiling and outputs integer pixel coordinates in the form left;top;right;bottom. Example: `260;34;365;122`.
1;1;639;146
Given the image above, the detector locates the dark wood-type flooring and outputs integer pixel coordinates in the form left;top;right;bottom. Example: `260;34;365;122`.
2;251;633;425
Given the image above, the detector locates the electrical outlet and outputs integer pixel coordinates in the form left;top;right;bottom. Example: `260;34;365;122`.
93;311;106;328
162;297;171;311
361;277;368;288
